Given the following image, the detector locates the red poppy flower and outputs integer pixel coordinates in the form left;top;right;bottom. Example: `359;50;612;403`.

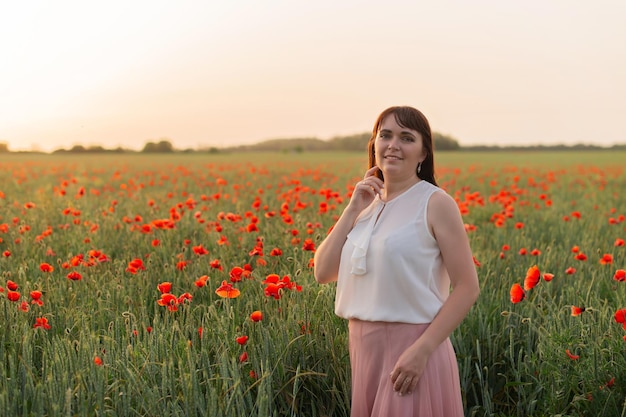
157;293;178;311
565;267;576;275
239;351;248;363
614;269;626;282
571;306;586;316
518;248;527;256
7;290;20;302
178;292;192;304
269;248;283;256
157;282;172;294
192;245;209;255
524;265;541;290
614;309;626;323
543;273;554;282
530;248;541;256
250;310;263;322
249;245;263;256
264;283;281;300
194;275;209;288
236;335;249;345
33;317;51;330
7;280;18;291
601;377;615;390
229;266;251;282
215;281;240;299
263;274;280;284
30;290;43;306
571;246;580;253
19;301;29;312
599;254;613;265
67;271;82;281
565;349;579;360
510;283;525;304
574;252;587;261
210;259;223;271
302;239;316;252
229;267;244;282
39;263;54;273
94;356;103;366
69;255;84;267
615;238;625;247
126;258;145;273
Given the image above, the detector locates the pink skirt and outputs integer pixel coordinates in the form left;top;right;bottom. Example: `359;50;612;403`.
348;319;464;417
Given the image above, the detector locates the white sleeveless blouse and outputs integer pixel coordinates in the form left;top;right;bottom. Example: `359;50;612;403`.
335;180;450;324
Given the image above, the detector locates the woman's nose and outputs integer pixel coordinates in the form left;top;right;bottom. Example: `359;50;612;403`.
387;137;400;149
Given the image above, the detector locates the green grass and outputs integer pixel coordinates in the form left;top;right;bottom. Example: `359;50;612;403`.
1;151;625;416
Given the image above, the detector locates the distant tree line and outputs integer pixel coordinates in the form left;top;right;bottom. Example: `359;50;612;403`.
1;135;624;155
52;139;177;154
53;145;127;154
227;131;462;153
461;143;626;152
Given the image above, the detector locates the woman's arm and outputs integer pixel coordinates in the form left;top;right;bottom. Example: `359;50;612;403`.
314;166;384;284
313;205;361;284
390;190;480;394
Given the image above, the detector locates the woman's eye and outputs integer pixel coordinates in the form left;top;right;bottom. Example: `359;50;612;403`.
402;136;414;142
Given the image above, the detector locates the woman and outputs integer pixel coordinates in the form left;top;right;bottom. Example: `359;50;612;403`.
314;106;479;417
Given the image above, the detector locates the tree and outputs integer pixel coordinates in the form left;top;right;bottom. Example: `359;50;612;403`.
142;139;174;153
433;133;460;150
69;145;86;153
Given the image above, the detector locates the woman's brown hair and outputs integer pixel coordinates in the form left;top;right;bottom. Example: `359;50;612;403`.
367;106;437;186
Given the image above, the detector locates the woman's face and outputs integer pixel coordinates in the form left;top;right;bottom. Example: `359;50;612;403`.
374;114;425;181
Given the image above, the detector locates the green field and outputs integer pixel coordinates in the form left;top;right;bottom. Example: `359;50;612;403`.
1;151;625;416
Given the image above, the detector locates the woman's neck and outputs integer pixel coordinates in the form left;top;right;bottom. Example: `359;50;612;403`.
381;176;421;201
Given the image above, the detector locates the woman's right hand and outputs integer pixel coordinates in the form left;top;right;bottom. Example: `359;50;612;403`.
347;166;384;213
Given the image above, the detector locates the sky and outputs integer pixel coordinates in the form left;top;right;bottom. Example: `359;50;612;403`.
1;0;625;152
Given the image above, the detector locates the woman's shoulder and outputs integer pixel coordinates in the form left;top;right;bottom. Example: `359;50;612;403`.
427;187;456;209
427;188;464;228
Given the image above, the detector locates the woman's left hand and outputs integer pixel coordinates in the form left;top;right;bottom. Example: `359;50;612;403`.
389;341;432;396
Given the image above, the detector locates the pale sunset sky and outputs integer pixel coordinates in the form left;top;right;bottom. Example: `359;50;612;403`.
1;0;625;152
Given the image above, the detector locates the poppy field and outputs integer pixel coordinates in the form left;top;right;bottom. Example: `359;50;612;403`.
1;150;625;416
